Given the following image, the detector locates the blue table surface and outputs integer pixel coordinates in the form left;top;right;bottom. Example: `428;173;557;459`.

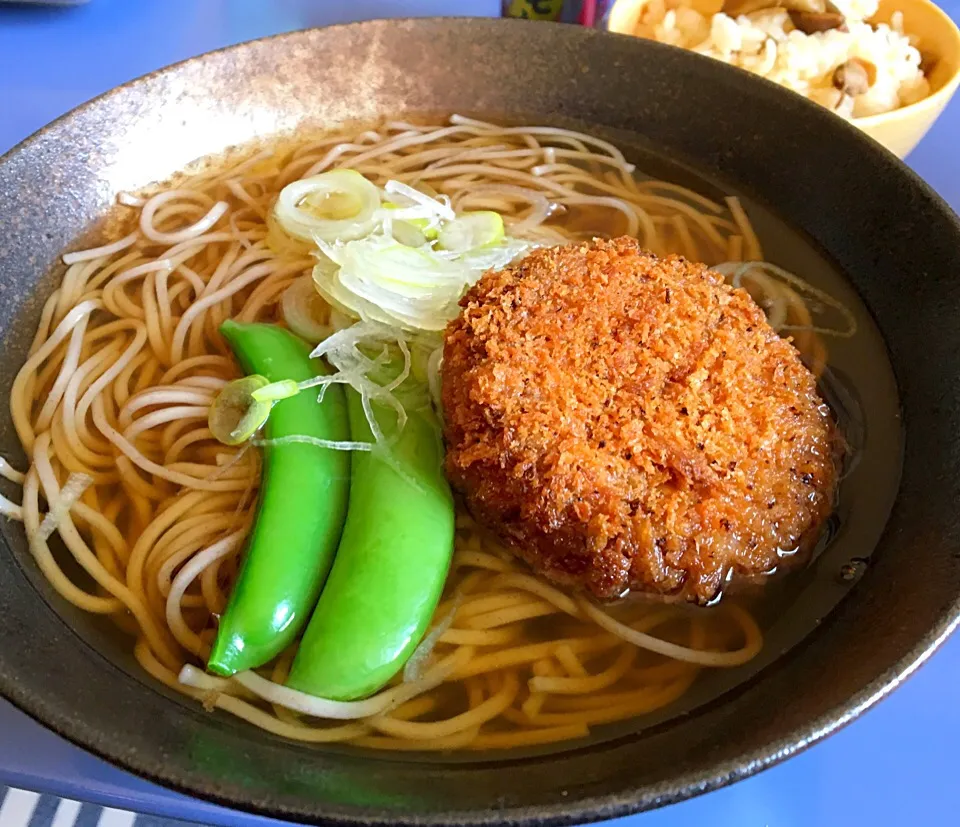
1;1;959;825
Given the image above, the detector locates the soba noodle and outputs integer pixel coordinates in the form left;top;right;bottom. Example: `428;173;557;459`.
6;115;842;751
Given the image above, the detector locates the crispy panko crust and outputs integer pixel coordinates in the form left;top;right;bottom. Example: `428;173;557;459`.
442;237;838;603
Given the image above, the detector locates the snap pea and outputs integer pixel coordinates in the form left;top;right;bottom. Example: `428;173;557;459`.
207;321;350;676
286;389;455;701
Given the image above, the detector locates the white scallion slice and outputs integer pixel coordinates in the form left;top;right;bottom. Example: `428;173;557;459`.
426;346;443;415
390;220;428;249
306;321;434;443
383;201;439;246
437;211;505;253
209;375;272;445
251;379;301;403
328;307;356;332
313;229;535;333
265;211;312;257
384;180;455;221
273;169;380;243
313;256;406;329
457;236;535;273
281;277;333;344
317;234;468;331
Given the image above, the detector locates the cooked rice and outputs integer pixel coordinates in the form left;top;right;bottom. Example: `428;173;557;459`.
632;0;930;118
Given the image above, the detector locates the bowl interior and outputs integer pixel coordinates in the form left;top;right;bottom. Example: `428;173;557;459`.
2;18;960;827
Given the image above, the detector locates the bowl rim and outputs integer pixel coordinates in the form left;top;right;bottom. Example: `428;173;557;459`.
603;0;960;127
1;16;960;826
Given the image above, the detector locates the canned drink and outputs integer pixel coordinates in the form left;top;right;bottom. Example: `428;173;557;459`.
503;0;565;20
502;1;611;25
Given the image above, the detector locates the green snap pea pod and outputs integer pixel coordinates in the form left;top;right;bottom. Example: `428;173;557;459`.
207;321;350;676
285;389;455;701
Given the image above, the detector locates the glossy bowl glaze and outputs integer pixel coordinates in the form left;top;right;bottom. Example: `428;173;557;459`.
607;0;960;158
1;17;960;827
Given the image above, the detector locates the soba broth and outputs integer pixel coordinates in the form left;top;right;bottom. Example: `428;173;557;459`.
5;116;902;757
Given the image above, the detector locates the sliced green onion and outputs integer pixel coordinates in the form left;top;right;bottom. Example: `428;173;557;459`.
308;321;435;445
251;379;301;403
270;171;535;335
391;220;428;248
265;211;312;257
437;211;504;253
313;256;402;330
281;277;333;344
409;340;435;384
273;170;381;243
317;235;467;332
384;180;455;221
314;230;535;333
456;236;535;272
209;375;272;445
383;202;439;245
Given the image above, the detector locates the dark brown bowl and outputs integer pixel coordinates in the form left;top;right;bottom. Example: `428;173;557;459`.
1;17;959;827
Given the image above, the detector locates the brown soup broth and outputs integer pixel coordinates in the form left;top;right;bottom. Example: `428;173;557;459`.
4;119;903;760
398;127;902;761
